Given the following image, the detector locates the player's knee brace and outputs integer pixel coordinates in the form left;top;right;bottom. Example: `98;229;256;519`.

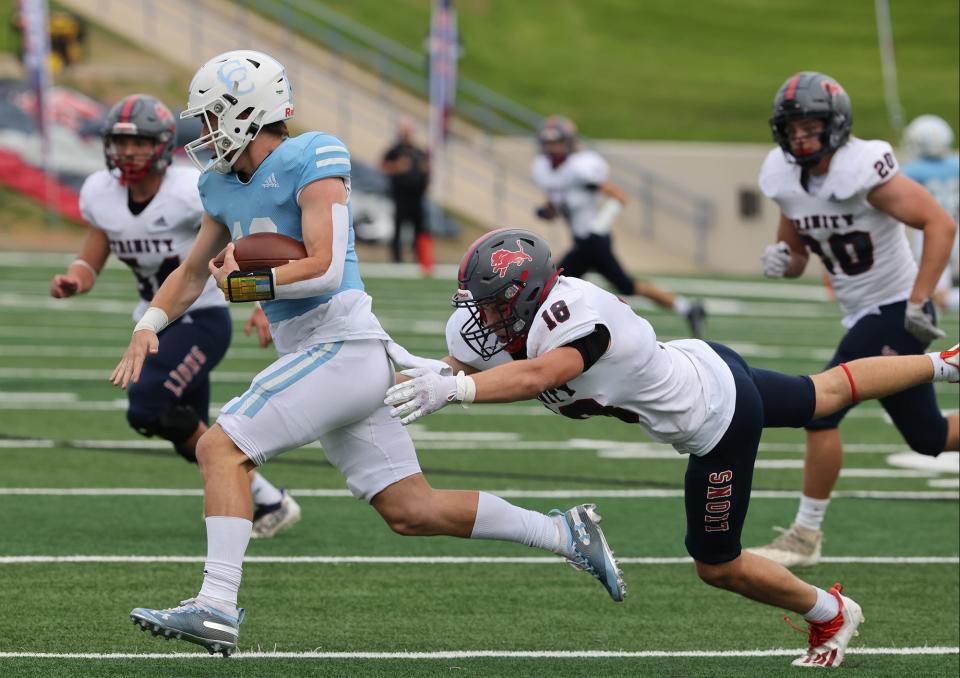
127;405;202;462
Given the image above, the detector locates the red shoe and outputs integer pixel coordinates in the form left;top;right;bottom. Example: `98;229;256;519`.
791;583;864;668
940;344;959;382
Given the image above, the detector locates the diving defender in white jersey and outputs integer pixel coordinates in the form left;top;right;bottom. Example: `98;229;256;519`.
111;50;625;657
384;228;959;668
51;94;297;539
748;73;959;569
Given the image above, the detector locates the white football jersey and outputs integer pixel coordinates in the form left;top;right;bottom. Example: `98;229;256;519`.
530;150;610;238
446;277;736;456
79;166;224;321
759;138;917;322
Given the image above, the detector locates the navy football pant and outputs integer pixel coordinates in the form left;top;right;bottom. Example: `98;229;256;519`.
684;342;817;564
806;300;947;456
559;233;635;297
126;306;232;455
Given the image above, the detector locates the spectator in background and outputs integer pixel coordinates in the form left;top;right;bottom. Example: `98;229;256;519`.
381;119;433;276
902;114;960;312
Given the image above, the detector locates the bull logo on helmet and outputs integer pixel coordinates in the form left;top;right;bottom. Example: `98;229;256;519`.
490;241;533;278
820;80;844;98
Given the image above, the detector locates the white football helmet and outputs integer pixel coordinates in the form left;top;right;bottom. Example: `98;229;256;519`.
902;115;955;160
181;50;294;173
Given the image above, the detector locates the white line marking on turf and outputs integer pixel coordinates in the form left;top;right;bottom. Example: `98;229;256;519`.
0;555;956;565
0;647;956;659
0;488;955;500
0;436;944;459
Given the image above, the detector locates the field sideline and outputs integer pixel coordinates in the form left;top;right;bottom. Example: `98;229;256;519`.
0;254;957;677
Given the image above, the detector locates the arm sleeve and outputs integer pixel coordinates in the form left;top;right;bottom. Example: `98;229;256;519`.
564;324;610;371
272;203;348;299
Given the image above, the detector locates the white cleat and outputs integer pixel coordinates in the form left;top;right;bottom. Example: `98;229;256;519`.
251;490;301;539
791;583;864;668
747;522;822;568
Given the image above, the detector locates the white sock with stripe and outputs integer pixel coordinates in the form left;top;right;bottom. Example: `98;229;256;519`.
470;492;570;557
197;516;252;617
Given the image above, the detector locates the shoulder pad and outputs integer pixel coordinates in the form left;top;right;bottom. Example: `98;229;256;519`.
526;279;602;357
569;150;609;184
758;148;798;199
825;138;898;199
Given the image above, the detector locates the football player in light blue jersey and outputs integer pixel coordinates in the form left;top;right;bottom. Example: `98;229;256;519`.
902;115;960;311
111;49;626;657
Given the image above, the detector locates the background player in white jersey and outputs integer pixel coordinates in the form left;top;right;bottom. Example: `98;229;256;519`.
50;94;297;540
749;72;959;568
901;114;960;312
111;51;626;657
384;227;960;669
531;115;707;338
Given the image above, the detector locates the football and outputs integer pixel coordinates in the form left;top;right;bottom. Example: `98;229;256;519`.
213;232;307;270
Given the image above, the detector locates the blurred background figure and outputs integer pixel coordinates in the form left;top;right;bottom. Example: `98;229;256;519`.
531;115;706;338
12;7;85;74
902;114;960;312
381;118;433;276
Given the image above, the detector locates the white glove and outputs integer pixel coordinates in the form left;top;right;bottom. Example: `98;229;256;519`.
384;368;476;426
904;301;946;343
761;241;793;278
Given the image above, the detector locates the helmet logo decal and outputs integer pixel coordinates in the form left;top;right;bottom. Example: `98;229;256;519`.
154;102;173;124
820;80;844;99
217;60;255;95
490;240;533;278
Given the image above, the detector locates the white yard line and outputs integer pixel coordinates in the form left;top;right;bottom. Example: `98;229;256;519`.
0;555;956;565
0;487;955;500
0;647;955;660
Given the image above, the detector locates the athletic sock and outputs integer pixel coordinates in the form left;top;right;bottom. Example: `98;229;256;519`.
470;491;570;557
794;495;830;531
803;586;841;622
249;472;284;506
927;350;958;382
197;516;252;616
672;296;691;316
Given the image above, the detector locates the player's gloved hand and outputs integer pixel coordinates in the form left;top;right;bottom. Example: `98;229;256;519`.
535;204;557;221
904;301;945;343
384;368;475;425
761;241;792;278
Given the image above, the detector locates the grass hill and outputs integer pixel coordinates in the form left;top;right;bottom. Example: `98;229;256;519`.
313;0;959;142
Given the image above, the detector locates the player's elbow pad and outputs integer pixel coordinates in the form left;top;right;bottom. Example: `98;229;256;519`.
273;203;348;300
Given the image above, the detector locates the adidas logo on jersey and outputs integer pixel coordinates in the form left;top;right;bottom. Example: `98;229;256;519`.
262;173;280;189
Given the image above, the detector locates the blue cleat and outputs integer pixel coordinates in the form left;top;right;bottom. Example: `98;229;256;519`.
553;503;626;602
130;598;244;657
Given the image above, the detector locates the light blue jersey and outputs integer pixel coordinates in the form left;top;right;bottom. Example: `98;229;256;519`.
902;154;960;221
199;132;364;324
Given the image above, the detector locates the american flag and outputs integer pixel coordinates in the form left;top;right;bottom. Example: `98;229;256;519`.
427;0;458;192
